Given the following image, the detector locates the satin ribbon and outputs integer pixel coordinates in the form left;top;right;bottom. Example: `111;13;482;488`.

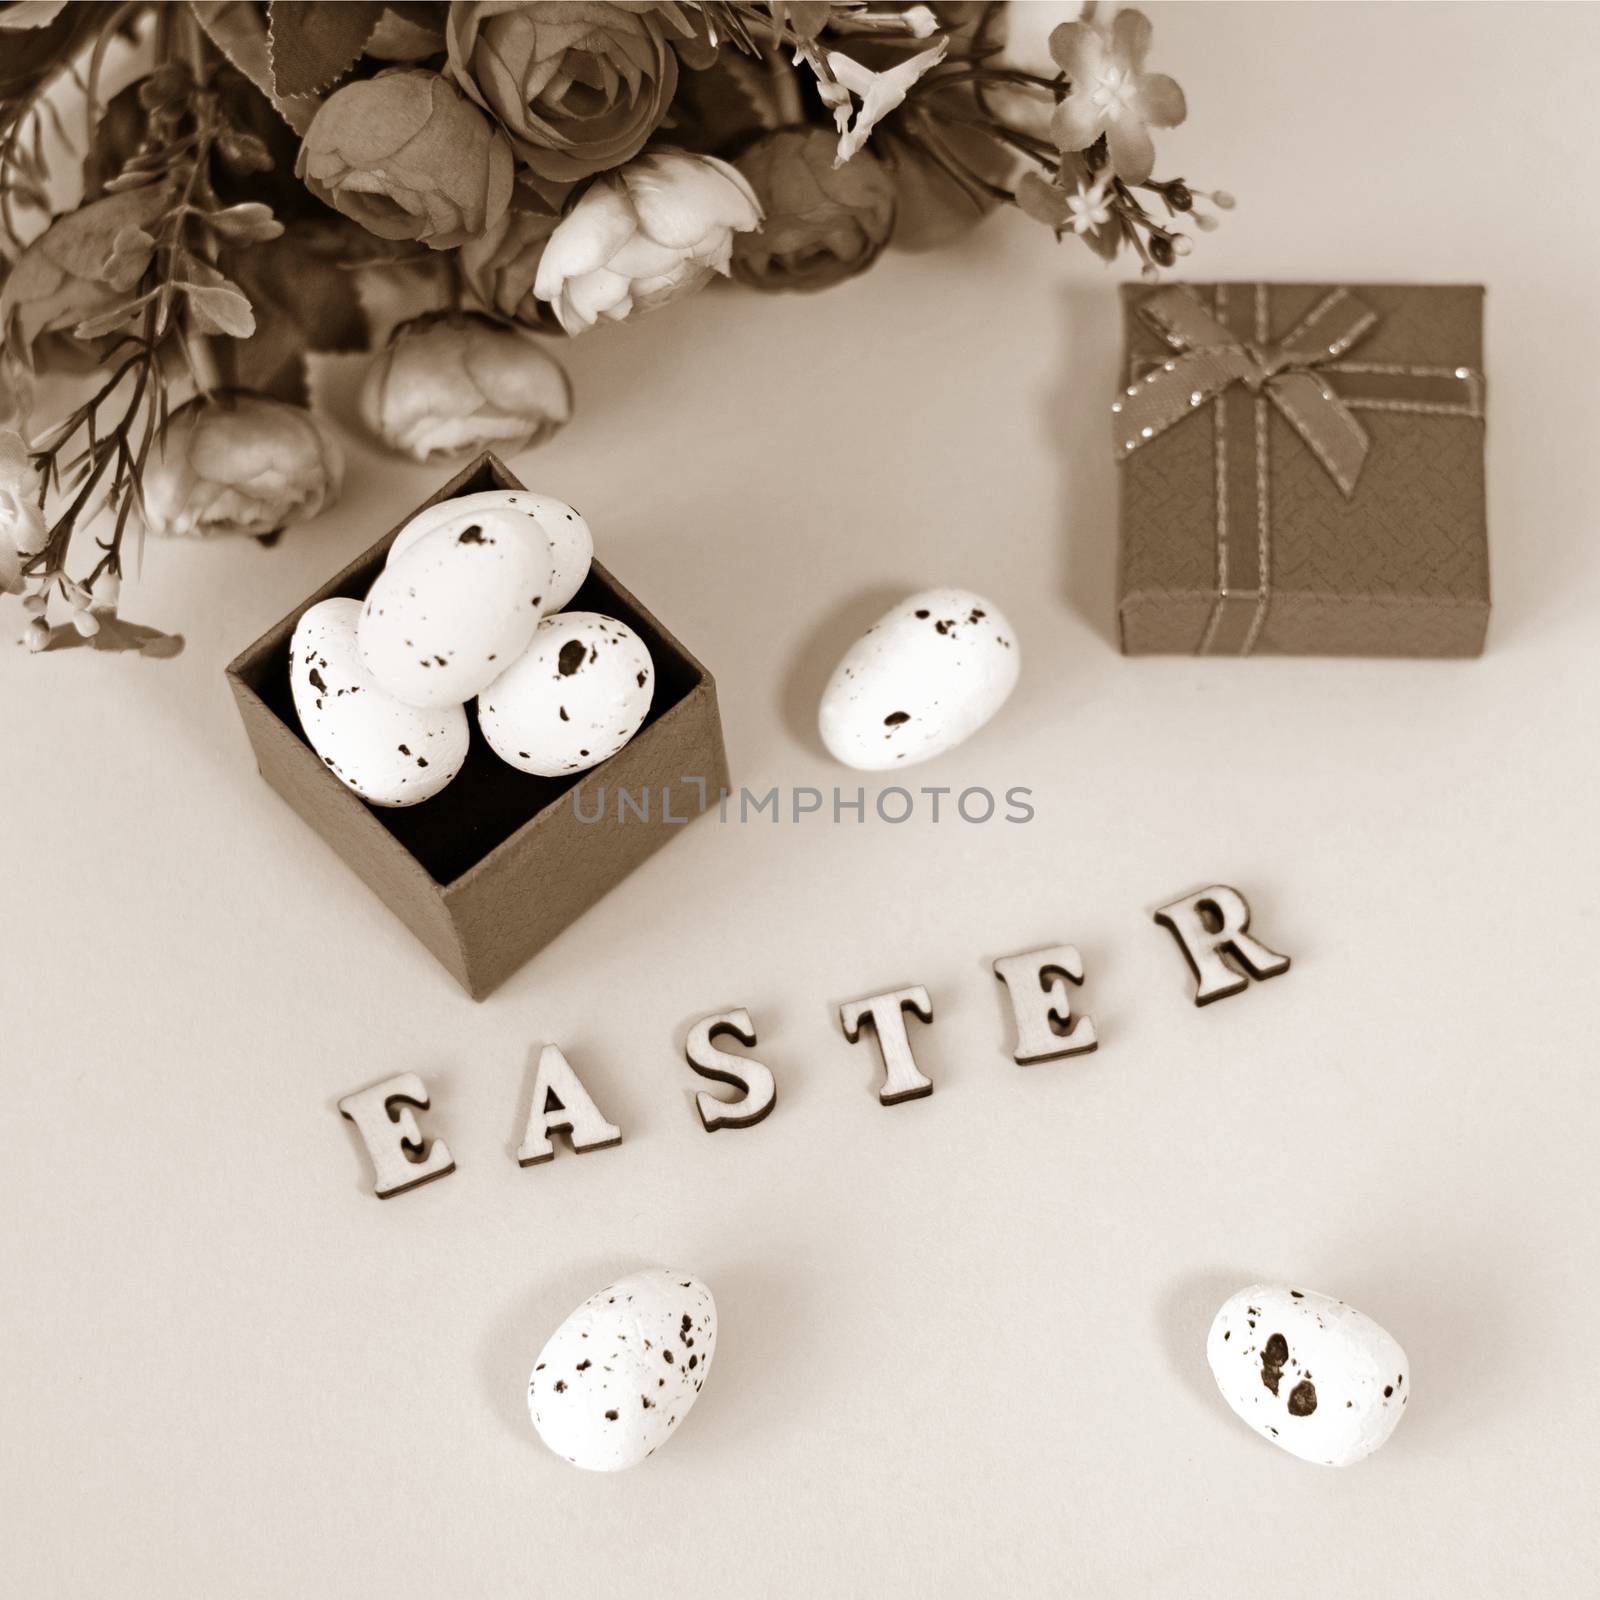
1115;284;1485;654
1115;286;1381;495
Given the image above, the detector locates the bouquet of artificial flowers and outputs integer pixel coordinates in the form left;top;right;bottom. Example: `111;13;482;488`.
0;0;1227;653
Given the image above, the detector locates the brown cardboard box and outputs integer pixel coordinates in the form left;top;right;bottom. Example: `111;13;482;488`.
1116;282;1489;657
225;453;730;999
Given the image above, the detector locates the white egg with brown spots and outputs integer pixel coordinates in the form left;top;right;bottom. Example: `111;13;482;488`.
819;588;1019;771
290;598;468;807
528;1269;716;1472
1207;1284;1410;1466
388;488;592;613
478;611;654;777
358;506;551;709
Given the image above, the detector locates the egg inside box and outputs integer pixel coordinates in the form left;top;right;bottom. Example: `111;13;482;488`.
225;453;729;999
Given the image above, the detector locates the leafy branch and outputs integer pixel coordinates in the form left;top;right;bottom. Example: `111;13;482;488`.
9;11;283;638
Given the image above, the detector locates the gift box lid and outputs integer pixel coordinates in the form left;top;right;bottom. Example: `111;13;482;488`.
1116;281;1489;658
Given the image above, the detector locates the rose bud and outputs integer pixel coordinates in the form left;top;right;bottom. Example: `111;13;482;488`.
731;129;896;293
445;0;704;184
295;70;513;250
458;205;563;329
0;185;167;370
359;313;573;462
534;148;761;335
141;394;344;540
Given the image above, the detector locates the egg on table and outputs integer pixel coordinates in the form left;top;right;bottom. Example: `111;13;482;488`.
478;611;655;777
290;598;469;806
358;505;551;709
818;588;1020;771
528;1268;717;1471
1206;1284;1410;1466
388;488;593;614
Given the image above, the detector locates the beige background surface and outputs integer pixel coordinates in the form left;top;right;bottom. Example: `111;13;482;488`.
4;3;1598;1595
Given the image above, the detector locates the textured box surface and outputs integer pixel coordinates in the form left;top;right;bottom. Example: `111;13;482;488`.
225;454;730;998
1117;282;1489;657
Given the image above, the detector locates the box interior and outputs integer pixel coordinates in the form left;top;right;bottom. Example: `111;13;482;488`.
233;466;705;886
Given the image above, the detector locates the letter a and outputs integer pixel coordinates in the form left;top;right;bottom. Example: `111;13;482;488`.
517;1045;623;1166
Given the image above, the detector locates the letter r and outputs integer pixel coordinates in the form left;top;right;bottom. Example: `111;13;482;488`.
1154;885;1291;1005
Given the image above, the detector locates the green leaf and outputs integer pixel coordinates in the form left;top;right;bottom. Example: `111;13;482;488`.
73;302;143;341
205;202;285;244
668;52;779;152
266;0;384;99
102;225;157;291
100;169;163;195
1015;170;1071;228
190;1;321;136
182;280;256;338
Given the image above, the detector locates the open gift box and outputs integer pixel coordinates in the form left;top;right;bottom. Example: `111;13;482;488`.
225;453;730;999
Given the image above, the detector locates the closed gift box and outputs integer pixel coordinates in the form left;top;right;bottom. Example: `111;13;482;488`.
225;453;729;999
1116;281;1489;657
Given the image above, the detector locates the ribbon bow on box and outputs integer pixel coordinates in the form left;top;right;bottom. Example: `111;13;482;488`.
1114;283;1486;654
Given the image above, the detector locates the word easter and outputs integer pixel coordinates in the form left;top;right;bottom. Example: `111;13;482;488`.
338;884;1291;1198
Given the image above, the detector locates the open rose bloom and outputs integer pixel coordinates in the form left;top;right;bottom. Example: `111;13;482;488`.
534;148;761;334
446;0;704;183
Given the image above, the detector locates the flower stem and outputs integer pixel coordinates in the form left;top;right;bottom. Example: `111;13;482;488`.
924;103;1056;166
768;49;805;125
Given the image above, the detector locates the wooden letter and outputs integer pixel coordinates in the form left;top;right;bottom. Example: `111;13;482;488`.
517;1045;623;1166
1154;884;1291;1006
337;1073;456;1199
839;986;935;1105
992;945;1098;1063
685;1008;777;1131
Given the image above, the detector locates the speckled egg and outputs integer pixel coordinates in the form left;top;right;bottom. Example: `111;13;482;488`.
290;598;468;806
818;588;1019;771
358;506;551;709
528;1269;716;1472
478;611;654;777
1207;1284;1410;1466
388;488;592;613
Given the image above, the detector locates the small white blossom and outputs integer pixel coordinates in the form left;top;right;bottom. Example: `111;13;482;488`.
823;39;949;166
1065;173;1114;236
